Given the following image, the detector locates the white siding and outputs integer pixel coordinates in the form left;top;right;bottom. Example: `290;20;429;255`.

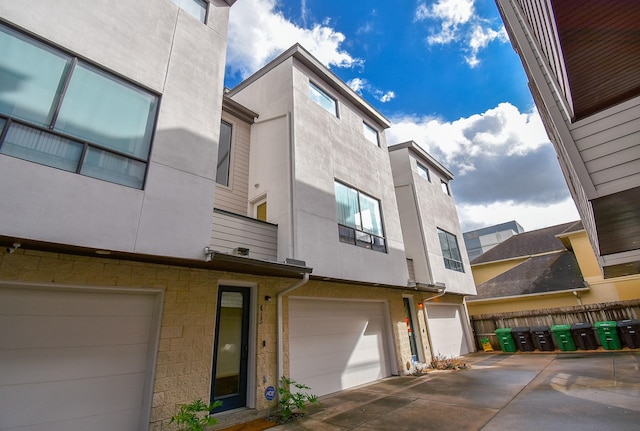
211;210;277;261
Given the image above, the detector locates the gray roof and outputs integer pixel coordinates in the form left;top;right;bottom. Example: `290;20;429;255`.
472;251;585;300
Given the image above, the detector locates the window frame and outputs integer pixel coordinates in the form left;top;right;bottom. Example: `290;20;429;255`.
417;162;430;182
334;180;387;253
363;121;379;146
168;0;209;23
0;22;160;189
309;81;338;117
440;179;450;195
216;120;233;187
437;228;464;272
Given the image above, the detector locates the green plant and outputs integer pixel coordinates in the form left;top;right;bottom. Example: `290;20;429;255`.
169;399;222;431
277;376;318;422
430;353;469;371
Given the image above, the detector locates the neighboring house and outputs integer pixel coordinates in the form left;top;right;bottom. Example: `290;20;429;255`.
0;5;477;431
463;220;525;261
496;0;640;278
467;221;640;317
389;141;477;359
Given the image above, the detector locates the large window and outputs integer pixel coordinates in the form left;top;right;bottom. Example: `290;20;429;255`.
169;0;208;23
309;82;337;116
438;228;464;272
0;24;158;189
216;121;232;186
335;181;386;253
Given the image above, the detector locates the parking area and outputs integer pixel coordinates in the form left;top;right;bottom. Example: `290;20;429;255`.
269;351;640;431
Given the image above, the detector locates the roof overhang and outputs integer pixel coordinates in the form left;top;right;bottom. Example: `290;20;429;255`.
1;236;312;279
227;44;391;130
388;141;454;180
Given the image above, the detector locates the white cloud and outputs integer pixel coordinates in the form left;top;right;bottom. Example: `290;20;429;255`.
226;0;362;79
388;103;579;230
379;91;395;103
465;24;508;67
415;0;507;67
457;199;579;233
416;0;474;44
347;78;396;103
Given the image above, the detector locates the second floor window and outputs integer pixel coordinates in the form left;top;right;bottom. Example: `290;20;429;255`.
309;81;337;116
334;181;386;253
0;24;158;189
438;228;464;272
216;121;232;186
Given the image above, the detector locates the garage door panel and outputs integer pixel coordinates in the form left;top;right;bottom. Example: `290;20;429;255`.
0;288;154;317
0;286;158;431
289;299;391;397
425;304;470;358
0;344;149;385
5;409;143;431
0;314;153;349
0;373;146;429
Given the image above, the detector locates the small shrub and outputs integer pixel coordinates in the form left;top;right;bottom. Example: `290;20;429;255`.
276;376;318;423
169;399;222;431
430;353;469;371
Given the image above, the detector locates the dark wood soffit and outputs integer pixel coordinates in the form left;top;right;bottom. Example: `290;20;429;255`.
553;0;640;120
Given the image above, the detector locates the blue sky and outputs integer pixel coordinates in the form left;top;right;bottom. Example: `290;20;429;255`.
224;0;579;232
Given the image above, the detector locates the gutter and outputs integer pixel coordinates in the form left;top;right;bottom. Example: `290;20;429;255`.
277;272;310;379
466;286;590;304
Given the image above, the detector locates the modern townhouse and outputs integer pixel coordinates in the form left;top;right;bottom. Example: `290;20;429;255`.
389;141;477;359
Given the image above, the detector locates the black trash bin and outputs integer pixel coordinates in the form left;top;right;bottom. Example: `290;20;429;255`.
531;326;554;351
617;319;640;349
512;327;535;352
570;322;598;350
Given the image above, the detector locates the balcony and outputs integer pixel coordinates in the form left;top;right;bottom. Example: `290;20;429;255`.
211;209;277;261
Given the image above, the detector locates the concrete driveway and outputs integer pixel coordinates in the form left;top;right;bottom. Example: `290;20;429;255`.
270;352;640;431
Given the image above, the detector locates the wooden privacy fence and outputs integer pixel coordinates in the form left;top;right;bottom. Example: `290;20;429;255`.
470;299;640;350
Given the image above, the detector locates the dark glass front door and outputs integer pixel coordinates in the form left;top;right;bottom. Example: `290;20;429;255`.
211;286;250;411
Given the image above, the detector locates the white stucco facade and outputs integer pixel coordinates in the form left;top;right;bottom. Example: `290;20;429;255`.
228;45;409;286
0;0;233;260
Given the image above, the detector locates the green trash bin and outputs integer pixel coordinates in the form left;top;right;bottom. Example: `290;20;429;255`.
495;328;517;352
551;324;576;351
594;321;622;350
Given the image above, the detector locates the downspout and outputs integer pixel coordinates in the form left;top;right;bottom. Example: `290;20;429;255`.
277;272;310;379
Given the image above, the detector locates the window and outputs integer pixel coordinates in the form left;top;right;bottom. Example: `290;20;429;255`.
441;179;450;195
334;181;386;252
169;0;208;23
438;228;464;272
417;163;430;182
216;121;232;186
363;122;379;146
0;24;158;189
309;82;337;116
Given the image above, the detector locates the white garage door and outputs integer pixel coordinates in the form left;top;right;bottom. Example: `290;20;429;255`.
0;284;161;431
424;304;471;358
289;298;392;397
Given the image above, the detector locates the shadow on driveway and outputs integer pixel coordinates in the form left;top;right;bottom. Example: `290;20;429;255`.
269;351;640;431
